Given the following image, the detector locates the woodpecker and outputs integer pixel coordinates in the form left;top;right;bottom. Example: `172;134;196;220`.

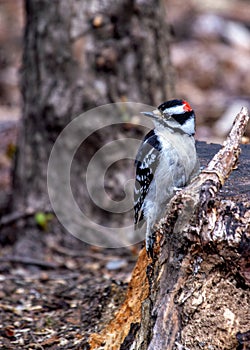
134;99;200;257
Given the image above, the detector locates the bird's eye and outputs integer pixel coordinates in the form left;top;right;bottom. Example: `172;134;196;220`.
183;100;192;112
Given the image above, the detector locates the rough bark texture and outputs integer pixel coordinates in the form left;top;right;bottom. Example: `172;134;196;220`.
88;108;250;350
13;0;173;212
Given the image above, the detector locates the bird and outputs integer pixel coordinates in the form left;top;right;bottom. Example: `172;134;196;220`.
134;99;200;258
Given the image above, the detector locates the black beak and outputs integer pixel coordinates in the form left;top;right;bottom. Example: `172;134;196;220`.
141;111;155;118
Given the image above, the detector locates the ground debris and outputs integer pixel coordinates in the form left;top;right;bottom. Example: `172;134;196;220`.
0;234;134;349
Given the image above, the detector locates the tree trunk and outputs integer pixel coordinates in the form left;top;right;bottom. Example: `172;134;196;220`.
88;108;250;350
13;0;173;212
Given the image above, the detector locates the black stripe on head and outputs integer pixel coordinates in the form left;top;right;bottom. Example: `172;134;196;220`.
172;111;195;125
157;99;183;113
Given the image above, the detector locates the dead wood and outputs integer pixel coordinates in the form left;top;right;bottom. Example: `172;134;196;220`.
0;256;60;269
0;208;35;227
88;107;250;350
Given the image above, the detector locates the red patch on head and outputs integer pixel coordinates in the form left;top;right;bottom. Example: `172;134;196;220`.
183;100;192;112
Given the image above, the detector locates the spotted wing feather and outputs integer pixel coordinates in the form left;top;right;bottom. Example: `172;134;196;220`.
134;130;162;225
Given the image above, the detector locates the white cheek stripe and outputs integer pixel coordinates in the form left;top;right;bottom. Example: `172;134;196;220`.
163;104;184;115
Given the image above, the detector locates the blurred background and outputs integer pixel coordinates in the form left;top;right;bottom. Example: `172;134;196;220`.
0;2;249;347
0;0;250;198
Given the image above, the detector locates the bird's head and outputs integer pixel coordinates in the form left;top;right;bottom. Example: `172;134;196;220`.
142;99;196;136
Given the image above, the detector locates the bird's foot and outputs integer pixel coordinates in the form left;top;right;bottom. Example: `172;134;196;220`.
173;186;183;192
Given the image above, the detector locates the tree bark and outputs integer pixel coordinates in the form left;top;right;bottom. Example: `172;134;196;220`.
88;108;250;350
13;0;173;212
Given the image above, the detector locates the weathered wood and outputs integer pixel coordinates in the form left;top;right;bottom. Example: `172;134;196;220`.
88;107;250;350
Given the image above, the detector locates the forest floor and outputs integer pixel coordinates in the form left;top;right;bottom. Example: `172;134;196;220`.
0;0;250;349
0;217;139;349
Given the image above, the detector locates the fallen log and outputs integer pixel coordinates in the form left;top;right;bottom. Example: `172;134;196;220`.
88;107;250;350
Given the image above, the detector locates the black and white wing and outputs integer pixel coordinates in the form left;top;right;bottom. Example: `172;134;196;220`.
134;129;162;226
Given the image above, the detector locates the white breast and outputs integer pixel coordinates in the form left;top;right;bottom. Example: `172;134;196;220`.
143;127;199;224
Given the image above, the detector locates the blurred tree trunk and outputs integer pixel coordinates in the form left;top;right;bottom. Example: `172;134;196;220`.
13;0;173;212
